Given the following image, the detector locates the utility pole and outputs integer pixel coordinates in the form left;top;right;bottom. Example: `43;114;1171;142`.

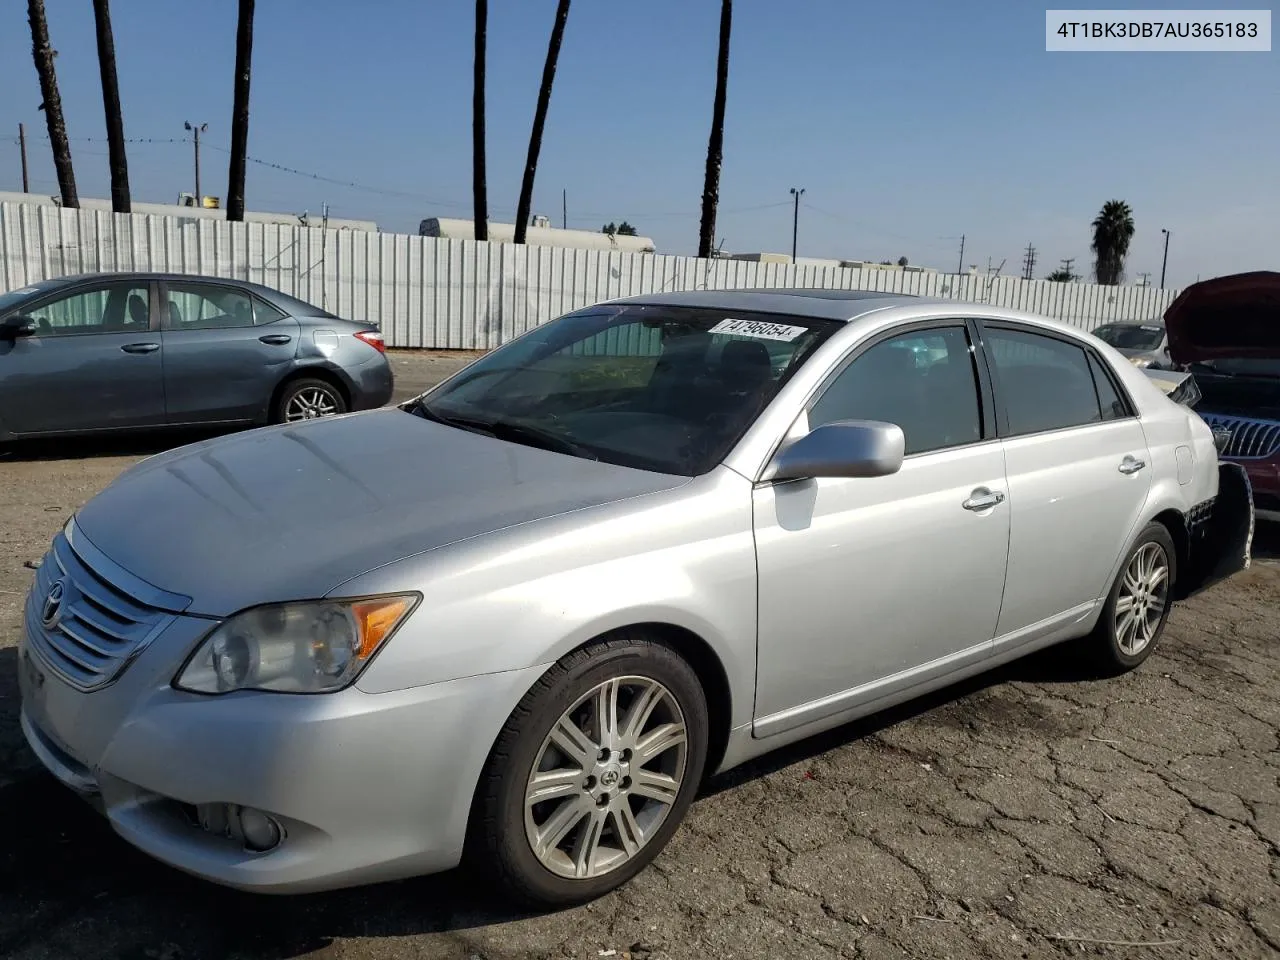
956;234;965;275
562;188;567;230
17;123;29;192
184;120;208;200
1022;242;1037;281
1060;257;1075;280
789;187;805;261
1160;229;1171;288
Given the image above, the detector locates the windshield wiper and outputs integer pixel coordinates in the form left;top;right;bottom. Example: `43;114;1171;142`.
409;402;599;460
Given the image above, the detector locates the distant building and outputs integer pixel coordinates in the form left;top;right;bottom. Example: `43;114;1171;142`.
420;217;656;254
0;190;379;232
728;252;937;273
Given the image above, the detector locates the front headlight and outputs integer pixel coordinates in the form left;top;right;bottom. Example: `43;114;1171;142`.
175;594;419;695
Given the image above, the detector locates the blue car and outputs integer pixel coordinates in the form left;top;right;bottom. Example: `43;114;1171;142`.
0;272;393;442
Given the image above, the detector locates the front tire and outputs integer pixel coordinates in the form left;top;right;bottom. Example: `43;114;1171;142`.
1088;521;1177;673
470;632;709;907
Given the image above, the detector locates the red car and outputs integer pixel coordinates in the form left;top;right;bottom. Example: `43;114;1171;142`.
1164;271;1280;524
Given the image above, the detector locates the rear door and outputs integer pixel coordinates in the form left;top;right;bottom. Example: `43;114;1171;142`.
0;279;165;435
977;322;1153;643
158;280;300;424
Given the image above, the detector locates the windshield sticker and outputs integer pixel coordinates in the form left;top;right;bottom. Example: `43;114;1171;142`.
710;318;807;341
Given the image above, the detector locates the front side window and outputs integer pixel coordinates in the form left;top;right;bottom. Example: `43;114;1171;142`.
415;305;839;476
808;326;983;455
984;327;1104;435
19;282;150;337
164;283;255;331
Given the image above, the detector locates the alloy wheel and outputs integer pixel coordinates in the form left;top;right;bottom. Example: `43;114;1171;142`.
1114;542;1170;656
524;675;688;880
284;387;339;421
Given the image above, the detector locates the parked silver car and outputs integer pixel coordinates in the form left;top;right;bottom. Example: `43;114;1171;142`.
1090;319;1171;369
18;289;1252;906
0;272;392;444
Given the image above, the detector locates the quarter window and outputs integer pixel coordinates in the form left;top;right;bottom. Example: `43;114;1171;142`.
1087;353;1128;421
808;327;983;455
984;328;1104;434
163;283;256;331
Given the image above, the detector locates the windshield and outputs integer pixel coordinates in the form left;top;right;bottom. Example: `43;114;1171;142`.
413;304;839;476
1092;322;1164;350
0;279;67;316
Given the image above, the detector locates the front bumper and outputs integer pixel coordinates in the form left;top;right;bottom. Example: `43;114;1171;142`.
18;550;541;894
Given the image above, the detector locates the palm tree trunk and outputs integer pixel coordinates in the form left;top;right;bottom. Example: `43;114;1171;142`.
227;0;255;222
472;0;489;241
514;0;572;245
27;0;77;208
91;0;129;213
697;0;732;259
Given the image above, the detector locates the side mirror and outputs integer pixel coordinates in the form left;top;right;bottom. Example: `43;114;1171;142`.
766;419;905;482
0;315;36;340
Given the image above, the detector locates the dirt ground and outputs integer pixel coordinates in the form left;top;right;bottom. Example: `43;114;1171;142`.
1;350;1277;960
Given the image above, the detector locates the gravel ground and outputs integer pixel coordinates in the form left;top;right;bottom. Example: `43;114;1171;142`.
1;350;1277;960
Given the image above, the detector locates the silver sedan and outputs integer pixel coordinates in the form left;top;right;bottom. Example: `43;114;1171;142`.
17;289;1253;906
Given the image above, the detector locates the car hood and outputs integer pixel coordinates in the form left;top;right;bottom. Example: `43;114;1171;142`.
72;409;689;617
1164;271;1280;365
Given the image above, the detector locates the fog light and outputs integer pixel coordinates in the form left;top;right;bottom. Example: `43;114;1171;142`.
236;806;283;852
193;801;282;852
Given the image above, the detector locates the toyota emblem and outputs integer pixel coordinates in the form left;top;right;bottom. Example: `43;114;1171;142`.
41;579;66;631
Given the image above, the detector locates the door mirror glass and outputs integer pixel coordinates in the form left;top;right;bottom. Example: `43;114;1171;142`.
767;420;905;481
0;315;36;339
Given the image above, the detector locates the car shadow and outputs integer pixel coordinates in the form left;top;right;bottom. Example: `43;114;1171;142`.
0;428;238;463
0;638;1108;959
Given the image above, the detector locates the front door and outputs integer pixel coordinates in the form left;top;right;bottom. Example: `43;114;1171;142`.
0;280;165;435
977;323;1154;641
158;280;300;424
752;323;1010;738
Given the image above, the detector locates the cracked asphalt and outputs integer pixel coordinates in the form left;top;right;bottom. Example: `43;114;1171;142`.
1;350;1277;960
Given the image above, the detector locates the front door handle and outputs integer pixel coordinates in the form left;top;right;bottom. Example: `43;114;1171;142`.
962;488;1005;511
120;342;159;354
259;334;292;345
1118;455;1146;475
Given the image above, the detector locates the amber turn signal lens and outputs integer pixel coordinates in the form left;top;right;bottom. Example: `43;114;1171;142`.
351;596;416;659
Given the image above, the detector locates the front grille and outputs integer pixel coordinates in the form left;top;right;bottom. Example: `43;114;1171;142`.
24;531;172;691
1198;414;1280;460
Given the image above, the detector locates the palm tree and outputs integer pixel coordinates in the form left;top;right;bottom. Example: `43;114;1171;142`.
697;0;733;259
472;0;489;241
226;0;255;221
91;0;129;213
1091;200;1135;285
26;0;77;207
514;0;572;245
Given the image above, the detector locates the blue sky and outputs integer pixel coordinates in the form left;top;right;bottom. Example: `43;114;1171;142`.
0;0;1275;287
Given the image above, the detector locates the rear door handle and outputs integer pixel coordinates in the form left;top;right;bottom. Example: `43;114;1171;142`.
259;334;292;345
1118;455;1146;475
962;488;1005;511
120;342;159;354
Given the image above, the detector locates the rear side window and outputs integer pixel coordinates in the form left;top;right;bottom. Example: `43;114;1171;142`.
984;328;1102;435
164;283;255;331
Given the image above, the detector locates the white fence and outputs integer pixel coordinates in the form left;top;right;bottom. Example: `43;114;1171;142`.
0;202;1180;349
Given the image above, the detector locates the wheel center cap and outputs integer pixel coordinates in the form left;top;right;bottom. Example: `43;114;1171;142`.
599;766;621;788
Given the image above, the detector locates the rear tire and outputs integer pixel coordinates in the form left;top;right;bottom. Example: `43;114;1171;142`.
1087;521;1177;674
272;377;346;424
469;632;709;907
